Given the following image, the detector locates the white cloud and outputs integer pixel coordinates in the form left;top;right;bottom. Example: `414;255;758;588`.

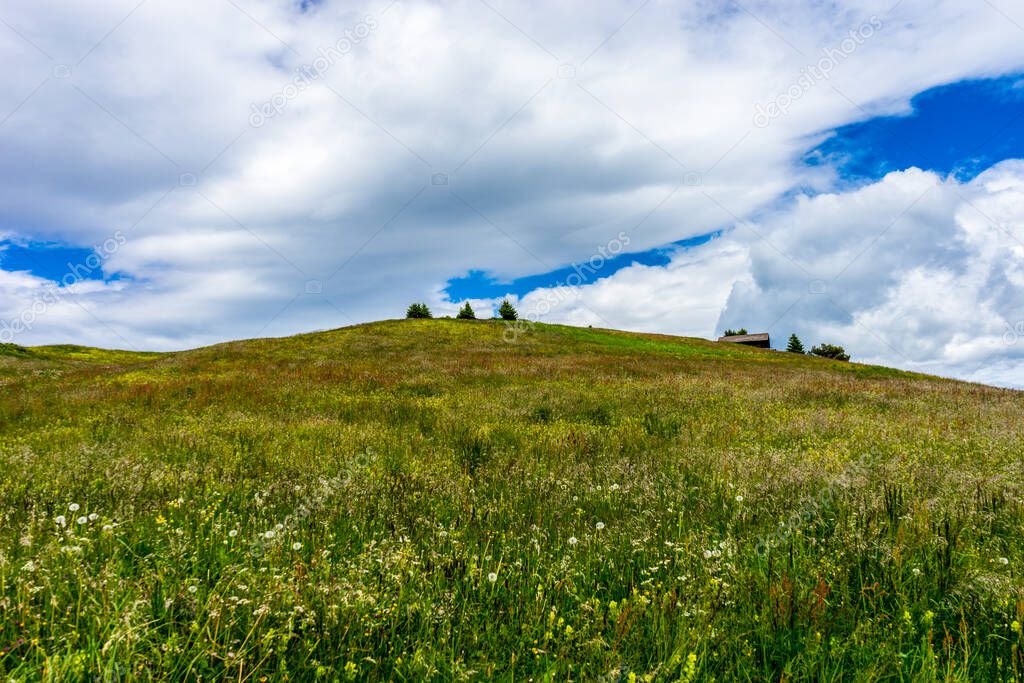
0;0;1023;388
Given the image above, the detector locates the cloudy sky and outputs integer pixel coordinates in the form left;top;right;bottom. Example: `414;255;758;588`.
2;0;1024;386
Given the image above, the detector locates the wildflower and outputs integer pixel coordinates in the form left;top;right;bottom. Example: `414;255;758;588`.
155;515;167;525
68;503;80;512
997;557;1009;565
76;516;88;525
568;536;578;546
595;522;605;530
264;530;276;540
229;530;238;538
344;661;358;680
102;525;113;532
911;567;922;576
21;561;36;572
88;512;98;521
292;542;303;551
702;549;713;559
55;515;66;527
735;495;744;503
188;585;198;594
1012;620;1021;634
923;610;935;626
488;572;498;583
683;652;698;681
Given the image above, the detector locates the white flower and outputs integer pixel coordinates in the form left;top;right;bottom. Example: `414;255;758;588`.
487;572;498;583
22;560;36;572
735;495;744;503
88;513;98;521
55;515;66;527
263;530;275;539
997;557;1010;565
911;567;922;576
568;536;578;546
102;525;113;532
228;530;238;538
292;542;303;551
595;522;605;530
68;503;80;512
76;516;88;525
609;484;620;491
188;585;198;594
703;549;713;559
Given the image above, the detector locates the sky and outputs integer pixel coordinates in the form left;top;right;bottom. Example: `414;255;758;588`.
2;0;1024;387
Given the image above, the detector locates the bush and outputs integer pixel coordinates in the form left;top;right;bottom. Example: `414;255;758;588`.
498;299;518;321
723;328;748;337
456;302;476;320
406;303;432;319
810;343;850;361
786;333;805;354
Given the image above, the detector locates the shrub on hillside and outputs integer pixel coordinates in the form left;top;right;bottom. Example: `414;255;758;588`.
723;328;748;336
406;303;432;319
456;302;476;319
810;343;850;361
498;299;518;321
786;334;805;354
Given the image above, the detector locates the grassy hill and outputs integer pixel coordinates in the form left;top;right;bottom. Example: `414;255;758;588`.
1;319;1021;680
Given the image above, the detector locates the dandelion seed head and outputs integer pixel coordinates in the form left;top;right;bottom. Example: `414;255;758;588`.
487;572;498;583
292;542;303;551
68;503;80;512
76;516;88;525
595;522;605;530
55;515;66;527
568;536;578;546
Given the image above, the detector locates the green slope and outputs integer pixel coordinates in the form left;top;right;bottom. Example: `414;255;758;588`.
0;319;1021;681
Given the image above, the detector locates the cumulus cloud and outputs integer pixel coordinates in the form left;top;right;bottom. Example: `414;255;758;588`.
1;0;1023;387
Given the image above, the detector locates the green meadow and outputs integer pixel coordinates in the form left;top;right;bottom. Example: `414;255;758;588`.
0;319;1022;681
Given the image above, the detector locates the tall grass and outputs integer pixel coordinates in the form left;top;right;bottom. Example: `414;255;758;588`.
0;319;1021;680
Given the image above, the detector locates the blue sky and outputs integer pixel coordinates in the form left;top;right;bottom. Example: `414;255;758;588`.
445;73;1024;309
2;0;1024;386
808;74;1024;183
0;241;108;283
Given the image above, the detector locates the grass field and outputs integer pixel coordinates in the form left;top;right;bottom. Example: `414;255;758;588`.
1;319;1022;681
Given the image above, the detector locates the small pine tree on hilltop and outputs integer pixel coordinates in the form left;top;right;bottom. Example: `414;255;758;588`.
406;303;432;319
786;333;805;354
810;343;850;361
498;299;518;321
723;328;748;337
456;302;476;319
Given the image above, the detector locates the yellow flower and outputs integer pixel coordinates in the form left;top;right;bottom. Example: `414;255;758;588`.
343;661;357;680
156;515;167;525
1012;620;1021;635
